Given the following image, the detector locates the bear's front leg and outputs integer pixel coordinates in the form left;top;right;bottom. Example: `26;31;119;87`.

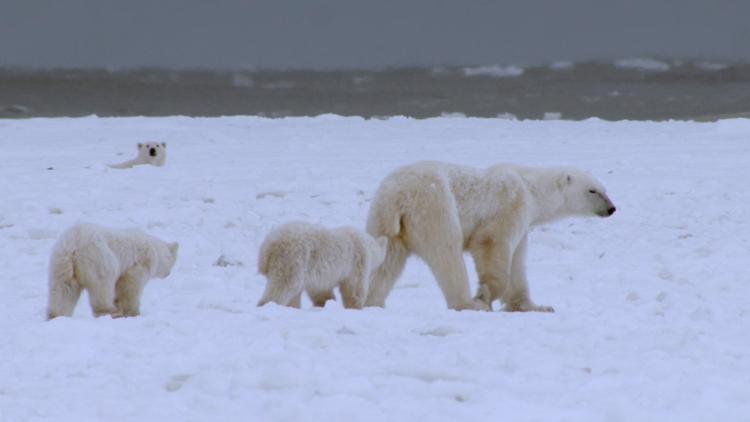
502;234;554;313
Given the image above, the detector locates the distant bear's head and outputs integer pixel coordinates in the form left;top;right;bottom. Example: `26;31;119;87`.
557;169;616;218
137;142;167;164
153;241;179;278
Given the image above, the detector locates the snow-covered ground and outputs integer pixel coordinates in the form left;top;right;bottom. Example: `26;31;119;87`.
1;116;749;421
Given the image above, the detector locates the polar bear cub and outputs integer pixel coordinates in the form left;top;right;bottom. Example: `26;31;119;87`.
46;223;179;319
257;222;387;309
109;142;167;169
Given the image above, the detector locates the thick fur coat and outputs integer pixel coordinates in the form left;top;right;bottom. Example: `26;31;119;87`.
365;161;616;311
257;222;387;309
46;223;179;319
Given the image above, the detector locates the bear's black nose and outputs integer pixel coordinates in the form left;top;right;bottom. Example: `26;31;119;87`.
149;148;157;157
607;206;616;216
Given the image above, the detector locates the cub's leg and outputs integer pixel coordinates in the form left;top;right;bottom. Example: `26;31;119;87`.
78;265;118;317
340;269;369;310
257;260;305;308
308;290;336;307
114;272;146;317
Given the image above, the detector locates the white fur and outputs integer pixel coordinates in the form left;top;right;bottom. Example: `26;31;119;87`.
365;161;616;311
109;142;167;169
257;222;387;309
46;223;179;319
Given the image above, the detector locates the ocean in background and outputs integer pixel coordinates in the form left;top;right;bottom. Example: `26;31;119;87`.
2;59;750;120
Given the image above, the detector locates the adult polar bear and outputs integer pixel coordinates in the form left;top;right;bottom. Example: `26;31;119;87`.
365;161;616;311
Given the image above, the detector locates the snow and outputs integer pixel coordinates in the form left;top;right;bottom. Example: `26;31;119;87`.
2;115;750;421
614;58;671;72
462;65;524;77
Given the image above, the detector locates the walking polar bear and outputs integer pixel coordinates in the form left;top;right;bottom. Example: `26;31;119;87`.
46;223;179;319
365;161;616;311
257;222;387;309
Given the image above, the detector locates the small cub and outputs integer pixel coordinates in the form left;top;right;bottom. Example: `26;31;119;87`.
257;221;387;309
46;223;179;319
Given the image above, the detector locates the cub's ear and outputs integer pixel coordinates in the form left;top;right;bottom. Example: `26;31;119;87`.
168;242;180;257
161;142;167;148
556;173;573;190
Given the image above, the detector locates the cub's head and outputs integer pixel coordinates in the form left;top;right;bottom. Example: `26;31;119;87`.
154;241;180;279
557;169;616;218
137;142;167;164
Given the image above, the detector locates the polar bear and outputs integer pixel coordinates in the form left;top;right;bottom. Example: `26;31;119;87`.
365;161;616;312
46;223;179;319
109;142;167;169
257;221;387;309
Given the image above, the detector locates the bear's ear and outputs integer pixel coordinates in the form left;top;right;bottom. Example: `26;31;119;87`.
556;173;573;190
161;142;167;148
168;242;179;257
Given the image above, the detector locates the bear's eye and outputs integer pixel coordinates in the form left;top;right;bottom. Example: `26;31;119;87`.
588;189;597;194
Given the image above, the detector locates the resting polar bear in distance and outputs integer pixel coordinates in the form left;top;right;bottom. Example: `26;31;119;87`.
46;223;179;319
109;142;167;169
257;222;387;309
366;161;616;311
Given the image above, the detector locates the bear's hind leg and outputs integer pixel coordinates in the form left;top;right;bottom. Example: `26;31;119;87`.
340;271;369;309
419;242;484;311
365;237;409;307
257;272;304;308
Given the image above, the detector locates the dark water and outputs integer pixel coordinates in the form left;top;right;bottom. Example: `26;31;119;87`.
2;61;750;120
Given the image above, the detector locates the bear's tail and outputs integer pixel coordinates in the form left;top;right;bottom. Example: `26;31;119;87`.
366;188;402;238
46;243;82;320
364;186;409;307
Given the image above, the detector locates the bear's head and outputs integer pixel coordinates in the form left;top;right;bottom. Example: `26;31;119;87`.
153;241;180;279
557;169;616;218
137;142;167;165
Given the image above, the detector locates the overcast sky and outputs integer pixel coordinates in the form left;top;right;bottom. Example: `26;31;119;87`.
1;0;749;69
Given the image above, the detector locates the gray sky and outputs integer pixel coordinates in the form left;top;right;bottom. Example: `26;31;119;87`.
1;0;749;69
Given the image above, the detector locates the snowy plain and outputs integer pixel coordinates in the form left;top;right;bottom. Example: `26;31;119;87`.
1;115;749;421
